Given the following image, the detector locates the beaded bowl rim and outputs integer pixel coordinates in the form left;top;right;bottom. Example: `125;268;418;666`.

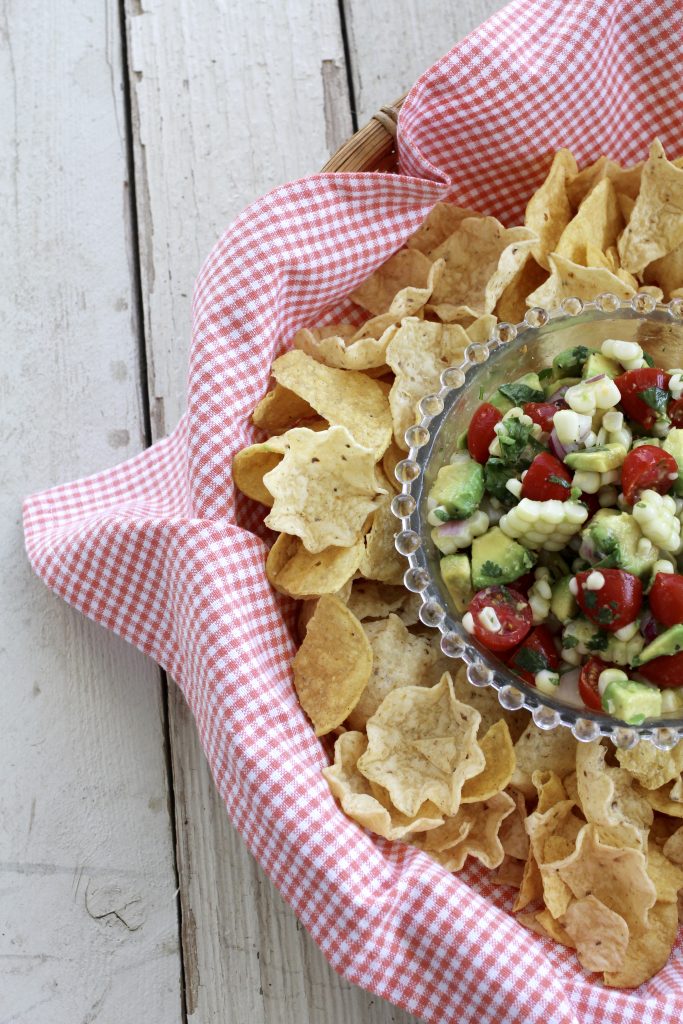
392;291;683;751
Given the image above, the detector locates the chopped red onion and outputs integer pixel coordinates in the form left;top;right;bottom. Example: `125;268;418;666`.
640;610;660;644
549;427;579;460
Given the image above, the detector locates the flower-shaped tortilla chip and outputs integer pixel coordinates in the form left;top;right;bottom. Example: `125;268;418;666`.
357;672;484;818
420;791;515;872
576;741;652;847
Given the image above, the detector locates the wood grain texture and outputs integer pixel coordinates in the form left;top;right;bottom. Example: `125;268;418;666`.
342;0;509;124
0;1;182;1021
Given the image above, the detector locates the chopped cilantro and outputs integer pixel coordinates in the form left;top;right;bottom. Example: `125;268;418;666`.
432;507;450;522
479;560;503;579
478;385;485;400
498;382;545;405
484;458;518;506
639;386;670;416
563;635;579;649
642;351;655;368
539;367;554;384
497;417;543;466
587;631;609;652
597;605;617;625
512;646;549;675
583;590;598;609
548;474;571;489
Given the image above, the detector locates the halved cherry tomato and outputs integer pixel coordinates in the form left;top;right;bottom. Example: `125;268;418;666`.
468;586;532;653
637;651;683;688
649;573;683;627
621;444;678;504
575;568;642;632
615;367;670;430
524;401;565;433
670;398;683;428
579;491;601;519
467;403;503;464
579;656;611;711
509;625;560;685
521;451;572;502
511;570;536;596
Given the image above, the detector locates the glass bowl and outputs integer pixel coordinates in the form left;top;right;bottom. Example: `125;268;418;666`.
392;293;683;750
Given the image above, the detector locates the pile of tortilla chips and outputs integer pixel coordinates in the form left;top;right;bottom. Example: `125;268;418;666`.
233;139;683;987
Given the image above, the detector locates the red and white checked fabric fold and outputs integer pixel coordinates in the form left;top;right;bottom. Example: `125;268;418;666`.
23;1;683;1020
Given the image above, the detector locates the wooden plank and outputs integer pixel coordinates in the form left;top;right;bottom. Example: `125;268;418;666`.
342;0;510;124
0;2;182;1021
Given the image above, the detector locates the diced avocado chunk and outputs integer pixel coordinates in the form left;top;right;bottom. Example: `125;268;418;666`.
585;509;658;579
663;428;683;496
602;677;662;724
471;526;536;589
489;391;515;414
440;554;473;614
551;575;578;623
552;345;597;379
543;375;580;398
582;352;621;379
564;443;627;473
634;625;683;666
495;372;544;407
428;454;484;520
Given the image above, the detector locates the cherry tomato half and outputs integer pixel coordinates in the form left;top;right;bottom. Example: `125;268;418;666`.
469;586;532;653
524;401;565;433
579;656;611;711
621;444;678;504
575;568;643;633
468;403;503;465
579;491;601;520
509;625;560;685
521;452;572;502
649;573;683;628
670;398;683;429
637;650;683;688
615;368;670;430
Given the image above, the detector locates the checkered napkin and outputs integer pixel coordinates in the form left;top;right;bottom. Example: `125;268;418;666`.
24;1;683;1020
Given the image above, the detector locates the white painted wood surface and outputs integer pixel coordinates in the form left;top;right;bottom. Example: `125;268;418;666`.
4;2;508;1021
0;1;181;1021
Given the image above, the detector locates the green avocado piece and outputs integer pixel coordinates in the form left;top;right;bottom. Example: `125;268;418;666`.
585;509;658;579
582;352;621;380
428;455;484;520
489;392;515;414
471;526;536;589
564;443;627;473
550;575;578;624
602;677;662;724
543;375;581;398
495;372;544;408
663;428;683;496
634;625;683;666
552;345;597;379
440;554;473;614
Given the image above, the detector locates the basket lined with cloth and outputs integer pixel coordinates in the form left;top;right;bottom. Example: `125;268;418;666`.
24;1;683;1021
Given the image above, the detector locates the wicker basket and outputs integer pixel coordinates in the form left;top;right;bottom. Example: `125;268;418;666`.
322;96;405;174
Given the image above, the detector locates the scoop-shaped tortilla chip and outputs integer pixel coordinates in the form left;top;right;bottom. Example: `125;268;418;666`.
525;149;577;269
346;580;413;622
292;595;372;736
663;825;683;865
561;896;630;973
510;720;577;798
294;323;397;372
576;741;652;844
420;791;515;871
350;249;433;315
647;842;683;903
263;425;383;553
618;138;683;274
460;720;515;804
357;672;484;818
638;780;683;817
555;178;623;266
347;615;445;731
323;731;444;839
271;350;392;458
526;253;636;309
386;318;469;449
266;532;364;599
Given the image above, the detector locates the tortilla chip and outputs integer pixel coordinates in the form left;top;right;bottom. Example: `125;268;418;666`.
534;908;576;948
618;138;683;274
293;323;397;372
407;202;482;255
638;780;683;818
382;440;403;488
561;896;629;972
347;614;441;731
526;253;636;309
494;855;526;888
495;258;548;323
617;739;683;791
359;494;405;585
663;826;683;864
603;901;678;988
357;672;485;818
499;787;530;861
386;319;469;448
263;425;383;553
555;178;623;266
465;313;498;343
514;848;544;912
576;741;652;843
525;149;578;268
323;731;444;839
461;720;515;803
644;239;683;298
421;791;515;871
252;383;317;433
568;156;643;209
265;533;364;599
618;192;636;223
293;595;372;735
647;842;683;903
232;442;282;505
526;798;578;918
429;216;537;315
270;350;392;458
350;249;433;315
510;721;577;799
346;580;411;621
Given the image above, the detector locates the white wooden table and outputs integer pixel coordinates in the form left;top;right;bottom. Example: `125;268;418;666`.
2;2;507;1020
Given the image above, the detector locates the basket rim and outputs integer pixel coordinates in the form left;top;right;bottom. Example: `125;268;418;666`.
322;94;406;174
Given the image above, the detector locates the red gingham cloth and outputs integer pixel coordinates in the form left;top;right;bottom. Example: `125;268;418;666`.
23;1;683;1020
